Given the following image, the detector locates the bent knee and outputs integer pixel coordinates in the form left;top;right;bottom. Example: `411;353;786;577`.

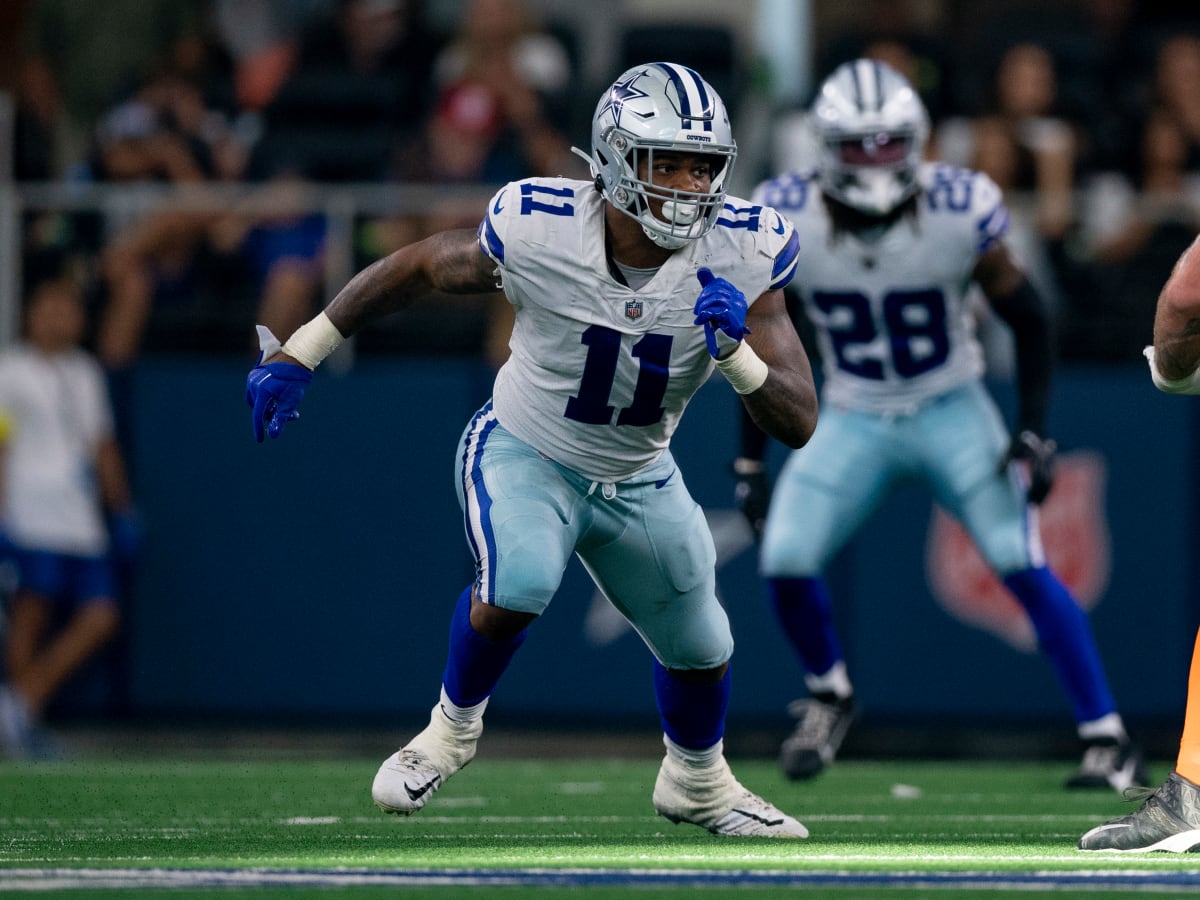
469;597;537;642
761;534;827;578
976;532;1035;575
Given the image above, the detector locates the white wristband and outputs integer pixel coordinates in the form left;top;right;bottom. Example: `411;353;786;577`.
714;341;769;394
282;312;345;370
1144;345;1200;395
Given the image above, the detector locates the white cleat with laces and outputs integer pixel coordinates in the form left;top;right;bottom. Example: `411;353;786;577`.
372;703;483;815
652;743;809;838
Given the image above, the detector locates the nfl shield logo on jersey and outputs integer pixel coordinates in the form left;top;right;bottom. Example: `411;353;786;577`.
625;300;643;321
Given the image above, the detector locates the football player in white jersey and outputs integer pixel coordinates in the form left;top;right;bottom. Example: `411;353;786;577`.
245;62;819;837
734;59;1145;792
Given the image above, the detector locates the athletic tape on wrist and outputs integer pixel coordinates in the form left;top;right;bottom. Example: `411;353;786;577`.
282;312;344;370
715;341;769;395
1144;345;1200;395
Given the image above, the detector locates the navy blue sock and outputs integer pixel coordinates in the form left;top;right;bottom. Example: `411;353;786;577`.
441;586;527;708
653;659;730;750
1004;567;1115;722
769;576;844;677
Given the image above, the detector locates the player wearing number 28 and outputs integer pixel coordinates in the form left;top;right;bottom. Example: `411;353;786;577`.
245;63;819;836
736;59;1144;791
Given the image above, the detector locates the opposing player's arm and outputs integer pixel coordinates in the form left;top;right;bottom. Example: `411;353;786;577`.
1150;232;1200;388
740;288;818;449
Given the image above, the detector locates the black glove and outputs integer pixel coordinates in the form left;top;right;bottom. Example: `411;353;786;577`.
1000;430;1057;505
732;457;770;541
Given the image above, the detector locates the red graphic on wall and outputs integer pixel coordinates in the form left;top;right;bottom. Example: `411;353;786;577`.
925;451;1111;652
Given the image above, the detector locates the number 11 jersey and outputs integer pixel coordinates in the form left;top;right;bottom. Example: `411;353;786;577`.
478;177;799;482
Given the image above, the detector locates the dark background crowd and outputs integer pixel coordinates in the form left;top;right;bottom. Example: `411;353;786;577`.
0;0;1198;377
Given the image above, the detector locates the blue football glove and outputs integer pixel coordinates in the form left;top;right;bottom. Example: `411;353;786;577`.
692;267;750;360
246;325;313;443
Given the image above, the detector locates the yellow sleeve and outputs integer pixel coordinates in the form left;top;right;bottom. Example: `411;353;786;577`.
0;411;14;441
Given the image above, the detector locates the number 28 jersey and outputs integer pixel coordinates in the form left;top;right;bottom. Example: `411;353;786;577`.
752;162;1010;415
478;177;799;483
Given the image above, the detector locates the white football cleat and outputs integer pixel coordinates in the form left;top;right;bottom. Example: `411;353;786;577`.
371;704;482;815
653;747;809;838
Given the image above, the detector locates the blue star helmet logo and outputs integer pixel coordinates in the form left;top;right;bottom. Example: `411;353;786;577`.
598;69;651;130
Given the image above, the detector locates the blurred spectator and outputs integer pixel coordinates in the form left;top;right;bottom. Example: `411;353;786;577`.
939;41;1079;242
1062;104;1200;362
424;0;576;178
253;0;438;183
17;0;204;175
818;0;954;121
1145;33;1200;172
357;0;582;365
89;48;329;371
209;0;336;114
90;63;251;370
207;173;327;343
1051;0;1149;175
0;277;140;759
967;114;1067;377
397;77;572;195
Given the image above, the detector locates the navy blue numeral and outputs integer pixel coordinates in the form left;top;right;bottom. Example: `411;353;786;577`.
520;183;575;216
565;326;672;426
885;288;948;377
925;167;972;212
813;289;949;379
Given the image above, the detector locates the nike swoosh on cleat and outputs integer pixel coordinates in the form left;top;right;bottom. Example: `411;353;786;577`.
731;808;784;826
405;777;441;802
1086;823;1130;836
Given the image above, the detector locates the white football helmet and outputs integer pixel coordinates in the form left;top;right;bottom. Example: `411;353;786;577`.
811;58;930;215
573;62;737;249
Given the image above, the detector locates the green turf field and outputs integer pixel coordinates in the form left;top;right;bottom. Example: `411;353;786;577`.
3;752;1200;898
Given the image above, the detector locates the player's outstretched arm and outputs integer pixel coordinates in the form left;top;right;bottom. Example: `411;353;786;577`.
1149;232;1200;391
247;229;496;441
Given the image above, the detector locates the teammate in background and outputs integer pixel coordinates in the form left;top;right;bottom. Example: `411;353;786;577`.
1078;233;1200;851
0;277;140;759
735;59;1145;792
245;63;819;837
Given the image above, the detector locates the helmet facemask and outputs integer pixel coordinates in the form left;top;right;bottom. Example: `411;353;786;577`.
603;135;732;248
821;128;922;215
